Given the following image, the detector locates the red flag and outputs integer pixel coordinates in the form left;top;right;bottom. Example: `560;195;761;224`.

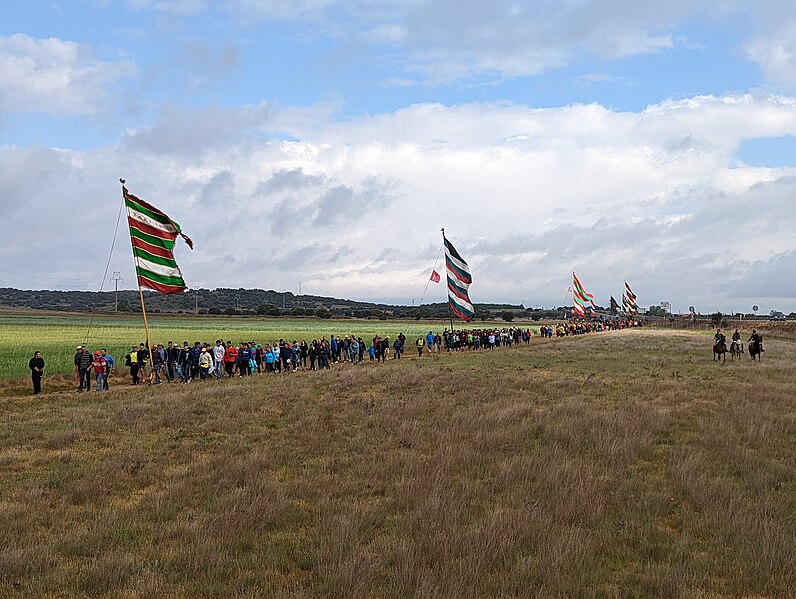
430;269;441;283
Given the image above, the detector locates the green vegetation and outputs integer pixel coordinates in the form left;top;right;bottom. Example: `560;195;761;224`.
0;313;461;382
0;329;793;597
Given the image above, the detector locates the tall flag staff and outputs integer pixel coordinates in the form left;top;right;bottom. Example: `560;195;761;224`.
121;179;193;368
442;228;475;330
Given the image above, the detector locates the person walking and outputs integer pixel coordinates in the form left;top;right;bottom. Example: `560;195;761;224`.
100;349;115;391
136;343;150;383
126;345;140;385
239;342;253;376
150;344;165;385
350;337;360;364
29;351;45;395
91;350;108;393
75;345;93;392
176;342;191;383
213;340;225;380
199;347;213;380
189;342;202;382
165;341;178;382
223;341;238;378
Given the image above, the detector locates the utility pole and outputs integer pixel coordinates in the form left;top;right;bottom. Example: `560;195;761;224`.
236;294;240;311
194;289;199;315
111;272;122;312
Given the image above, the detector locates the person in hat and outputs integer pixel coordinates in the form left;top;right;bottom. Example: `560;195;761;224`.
199;346;213;380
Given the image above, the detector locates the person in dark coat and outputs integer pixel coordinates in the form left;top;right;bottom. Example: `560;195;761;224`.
29;351;45;395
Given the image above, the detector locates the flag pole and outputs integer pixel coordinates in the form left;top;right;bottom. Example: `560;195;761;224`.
442;228;455;333
121;178;155;377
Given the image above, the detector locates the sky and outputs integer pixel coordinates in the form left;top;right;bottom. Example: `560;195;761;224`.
2;1;796;314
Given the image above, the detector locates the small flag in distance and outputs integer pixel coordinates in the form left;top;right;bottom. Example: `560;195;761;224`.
430;269;441;283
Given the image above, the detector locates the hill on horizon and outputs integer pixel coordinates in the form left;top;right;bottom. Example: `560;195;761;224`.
0;287;528;320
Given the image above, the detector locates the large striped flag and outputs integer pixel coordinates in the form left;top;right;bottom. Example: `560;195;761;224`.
124;186;193;294
444;235;474;322
624;281;638;315
572;272;596;316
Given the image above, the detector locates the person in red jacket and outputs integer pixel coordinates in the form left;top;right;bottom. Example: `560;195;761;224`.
223;340;238;378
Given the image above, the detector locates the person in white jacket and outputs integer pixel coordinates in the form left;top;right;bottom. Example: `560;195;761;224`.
212;339;225;380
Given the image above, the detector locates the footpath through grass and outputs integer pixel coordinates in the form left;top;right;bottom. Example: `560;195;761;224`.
0;329;794;598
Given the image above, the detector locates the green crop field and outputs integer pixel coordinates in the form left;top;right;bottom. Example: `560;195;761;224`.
0;312;517;384
0;328;793;598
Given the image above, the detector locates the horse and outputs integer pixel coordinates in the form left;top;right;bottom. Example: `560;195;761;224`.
749;338;763;362
713;340;727;362
730;340;744;360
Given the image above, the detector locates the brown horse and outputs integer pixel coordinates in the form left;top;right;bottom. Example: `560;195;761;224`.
713;340;727;362
749;338;763;361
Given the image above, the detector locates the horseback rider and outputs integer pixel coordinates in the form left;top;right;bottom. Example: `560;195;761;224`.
748;329;764;352
714;328;726;347
732;329;741;342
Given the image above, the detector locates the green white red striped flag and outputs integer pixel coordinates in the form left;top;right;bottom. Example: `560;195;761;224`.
124;186;193;294
444;235;474;322
572;272;595;316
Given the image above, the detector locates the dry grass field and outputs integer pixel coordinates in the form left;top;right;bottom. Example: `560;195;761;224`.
0;329;794;598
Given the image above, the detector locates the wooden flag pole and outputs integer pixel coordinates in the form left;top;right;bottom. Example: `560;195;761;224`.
121;179;155;377
442;227;455;334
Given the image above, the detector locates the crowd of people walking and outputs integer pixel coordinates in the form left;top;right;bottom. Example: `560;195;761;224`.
27;319;643;395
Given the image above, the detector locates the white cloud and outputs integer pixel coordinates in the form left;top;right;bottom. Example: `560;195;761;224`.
745;22;796;87
0;34;134;116
215;0;724;82
3;94;796;312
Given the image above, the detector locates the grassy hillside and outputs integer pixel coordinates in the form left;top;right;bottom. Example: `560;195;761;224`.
1;330;793;598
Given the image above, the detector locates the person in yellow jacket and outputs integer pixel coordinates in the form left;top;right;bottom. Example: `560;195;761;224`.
416;336;425;357
126;345;140;385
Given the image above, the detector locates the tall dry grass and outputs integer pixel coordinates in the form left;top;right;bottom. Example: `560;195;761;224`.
0;329;793;598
